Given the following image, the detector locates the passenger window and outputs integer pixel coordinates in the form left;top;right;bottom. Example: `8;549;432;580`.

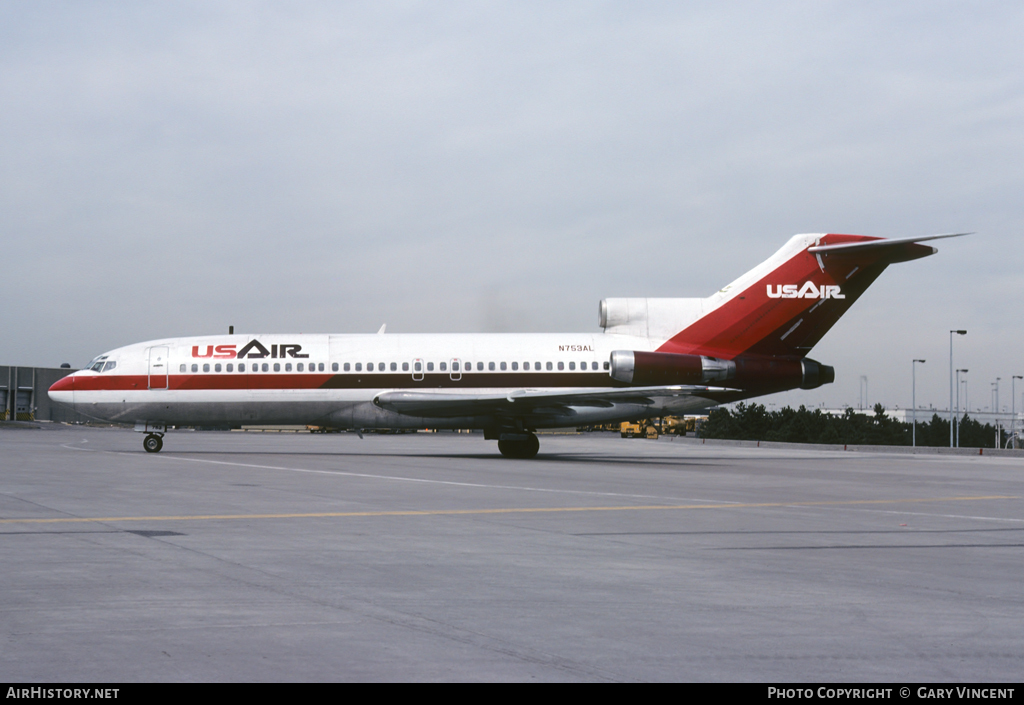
427;362;434;371
500;362;507;371
344;363;351;372
180;364;186;373
512;362;518;371
402;362;409;372
319;363;324;372
203;363;210;373
390;362;397;371
215;363;222;372
332;362;339;372
227;363;233;372
414;361;421;372
452;362;460;372
464;361;470;371
285;363;292;372
239;363;246;372
440;362;447;371
546;362;553;371
569;362;575;371
191;364;198;373
272;363;279;372
367;363;374;372
355;363;362;372
262;363;269;372
603;361;610;370
558;361;564;371
488;362;495;371
297;363;304;372
477;362;484;371
592;361;598;370
535;362;541;370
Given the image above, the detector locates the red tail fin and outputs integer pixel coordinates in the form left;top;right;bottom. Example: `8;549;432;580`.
655;233;960;359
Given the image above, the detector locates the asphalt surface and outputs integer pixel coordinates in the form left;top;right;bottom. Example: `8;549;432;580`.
2;425;1022;682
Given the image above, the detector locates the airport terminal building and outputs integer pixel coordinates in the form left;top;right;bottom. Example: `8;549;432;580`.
1;365;90;423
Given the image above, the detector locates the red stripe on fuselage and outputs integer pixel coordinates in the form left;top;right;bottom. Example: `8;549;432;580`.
59;374;336;392
62;372;619;392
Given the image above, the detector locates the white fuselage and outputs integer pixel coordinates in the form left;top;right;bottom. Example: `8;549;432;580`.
50;332;715;429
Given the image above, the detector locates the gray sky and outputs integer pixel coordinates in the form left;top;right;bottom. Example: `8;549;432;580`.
2;2;1022;414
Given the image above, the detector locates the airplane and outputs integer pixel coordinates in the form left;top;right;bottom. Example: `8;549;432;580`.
49;232;965;458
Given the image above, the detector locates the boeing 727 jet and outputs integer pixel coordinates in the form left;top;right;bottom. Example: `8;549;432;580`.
49;232;964;457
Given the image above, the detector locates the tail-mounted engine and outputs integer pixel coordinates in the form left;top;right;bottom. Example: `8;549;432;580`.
731;356;834;391
610;351;736;385
610;350;834;392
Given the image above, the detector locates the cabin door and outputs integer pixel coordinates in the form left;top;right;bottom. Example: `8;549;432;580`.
147;346;169;389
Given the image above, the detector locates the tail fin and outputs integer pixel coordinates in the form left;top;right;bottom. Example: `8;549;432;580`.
602;233;964;359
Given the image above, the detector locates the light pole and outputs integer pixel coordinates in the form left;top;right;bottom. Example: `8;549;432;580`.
1013;376;1022;450
913;359;925;447
994;378;1001;448
949;330;966;447
956;369;968;447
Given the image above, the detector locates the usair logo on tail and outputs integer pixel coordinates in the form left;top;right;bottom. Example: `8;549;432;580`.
767;283;845;300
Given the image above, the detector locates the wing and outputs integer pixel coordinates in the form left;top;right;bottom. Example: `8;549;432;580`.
372;385;731;418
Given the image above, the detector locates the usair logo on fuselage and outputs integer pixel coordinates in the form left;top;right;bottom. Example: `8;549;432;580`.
191;341;309;359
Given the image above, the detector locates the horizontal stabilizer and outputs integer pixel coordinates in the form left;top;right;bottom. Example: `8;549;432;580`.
808;232;970;254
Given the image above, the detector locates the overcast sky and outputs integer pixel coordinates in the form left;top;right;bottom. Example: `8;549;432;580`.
2;2;1021;413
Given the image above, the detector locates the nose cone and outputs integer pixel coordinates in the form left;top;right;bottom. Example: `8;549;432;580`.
48;374;75;405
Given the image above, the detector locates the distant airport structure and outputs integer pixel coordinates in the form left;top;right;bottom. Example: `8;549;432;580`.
1;365;89;423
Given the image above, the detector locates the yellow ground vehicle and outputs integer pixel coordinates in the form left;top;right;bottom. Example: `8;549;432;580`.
620;421;658;439
662;416;701;435
621;416;705;438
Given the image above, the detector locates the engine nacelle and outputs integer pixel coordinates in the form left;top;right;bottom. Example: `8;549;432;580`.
731;356;835;392
799;358;835;390
610;350;736;386
610;350;834;392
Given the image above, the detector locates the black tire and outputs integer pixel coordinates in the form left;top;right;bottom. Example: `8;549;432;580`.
143;434;163;453
522;433;540;458
497;433;539;459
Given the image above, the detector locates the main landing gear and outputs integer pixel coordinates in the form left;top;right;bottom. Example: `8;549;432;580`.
497;432;540;459
143;433;164;453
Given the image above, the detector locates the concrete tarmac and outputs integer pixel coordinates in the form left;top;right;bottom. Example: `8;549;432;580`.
1;425;1022;682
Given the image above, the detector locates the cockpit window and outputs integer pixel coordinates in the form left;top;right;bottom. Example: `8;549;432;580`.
102;361;117;372
88;356;108;372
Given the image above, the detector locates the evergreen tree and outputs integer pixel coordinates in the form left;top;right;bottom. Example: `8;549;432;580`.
700;404;1007;448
